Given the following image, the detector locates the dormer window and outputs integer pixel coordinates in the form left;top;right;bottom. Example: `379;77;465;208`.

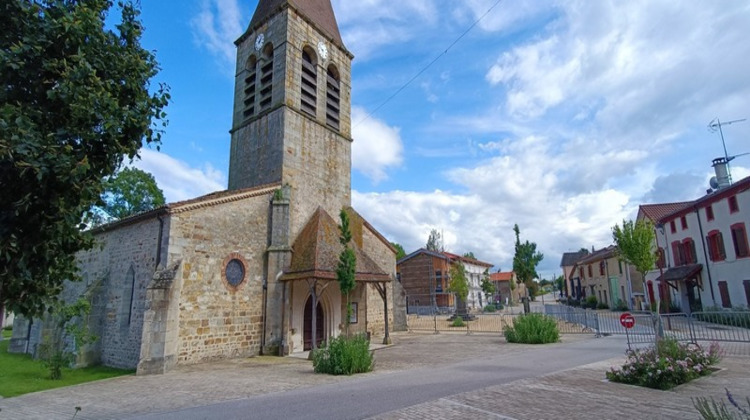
300;48;317;117
326;65;340;130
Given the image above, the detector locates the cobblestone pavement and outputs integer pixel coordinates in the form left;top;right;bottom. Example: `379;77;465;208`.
1;333;748;419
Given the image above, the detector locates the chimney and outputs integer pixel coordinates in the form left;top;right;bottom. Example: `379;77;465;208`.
711;157;731;189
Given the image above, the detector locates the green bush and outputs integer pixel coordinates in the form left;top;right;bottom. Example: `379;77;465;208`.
597;302;610;310
606;339;722;390
612;299;629;312
503;313;559;344
450;316;465;327
696;307;750;329
582;296;598;309
483;304;497;313
312;334;373;376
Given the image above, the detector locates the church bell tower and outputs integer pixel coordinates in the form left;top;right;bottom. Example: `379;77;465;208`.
229;0;354;240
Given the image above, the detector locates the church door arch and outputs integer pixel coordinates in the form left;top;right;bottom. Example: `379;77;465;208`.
303;296;325;351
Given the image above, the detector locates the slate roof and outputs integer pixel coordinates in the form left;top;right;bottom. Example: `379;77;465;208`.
281;207;391;282
397;248;448;265
560;251;588;267
576;246;617;265
656;264;702;283
249;0;344;49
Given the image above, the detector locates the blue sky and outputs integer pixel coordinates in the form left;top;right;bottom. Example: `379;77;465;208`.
130;0;750;279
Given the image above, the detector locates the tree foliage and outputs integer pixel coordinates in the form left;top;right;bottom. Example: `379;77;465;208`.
612;219;658;281
337;210;356;333
89;167;165;225
0;0;170;318
480;270;495;298
463;251;476;259
512;224;544;288
390;242;406;260
425;229;442;252
448;262;469;302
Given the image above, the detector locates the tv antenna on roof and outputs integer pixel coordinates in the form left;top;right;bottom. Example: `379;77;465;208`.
708;117;748;186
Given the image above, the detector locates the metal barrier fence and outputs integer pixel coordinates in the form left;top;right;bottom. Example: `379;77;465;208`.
405;300;750;348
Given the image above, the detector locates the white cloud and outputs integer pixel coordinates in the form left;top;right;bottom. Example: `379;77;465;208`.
351;107;404;183
131;149;226;203
190;0;245;72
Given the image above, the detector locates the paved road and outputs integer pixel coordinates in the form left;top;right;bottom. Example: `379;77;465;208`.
133;336;629;420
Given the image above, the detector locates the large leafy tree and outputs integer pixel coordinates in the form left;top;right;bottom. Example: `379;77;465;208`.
390;242;406;260
0;0;170;320
95;167;165;223
512;224;544;294
612;219;658;288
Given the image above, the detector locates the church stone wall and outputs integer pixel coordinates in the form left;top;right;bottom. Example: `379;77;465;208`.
10;217;165;369
78;217;163;369
168;193;271;365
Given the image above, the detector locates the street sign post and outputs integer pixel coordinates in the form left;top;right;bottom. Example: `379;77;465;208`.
620;312;636;350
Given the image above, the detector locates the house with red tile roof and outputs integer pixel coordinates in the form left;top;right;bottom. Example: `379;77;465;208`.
489;271;525;305
650;175;750;313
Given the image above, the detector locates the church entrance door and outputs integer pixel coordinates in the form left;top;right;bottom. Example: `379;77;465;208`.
304;297;324;351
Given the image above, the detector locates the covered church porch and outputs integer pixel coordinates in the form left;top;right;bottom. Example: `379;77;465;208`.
278;208;393;355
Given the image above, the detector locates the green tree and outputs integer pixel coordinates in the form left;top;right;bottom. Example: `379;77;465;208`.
448;261;469;303
91;167;165;224
512;224;544;295
612;219;658;292
480;269;495;301
0;0;170;320
390;242;406;260
554;275;565;295
426;229;442;252
463;251;476;259
337;210;356;335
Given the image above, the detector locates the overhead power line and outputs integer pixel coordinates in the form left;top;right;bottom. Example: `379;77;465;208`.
354;0;505;128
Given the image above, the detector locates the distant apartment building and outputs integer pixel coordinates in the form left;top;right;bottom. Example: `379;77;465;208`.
397;249;493;313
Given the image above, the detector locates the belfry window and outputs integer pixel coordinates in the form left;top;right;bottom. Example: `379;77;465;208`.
243;56;257;118
259;44;274;111
300;49;317;117
326;65;340;130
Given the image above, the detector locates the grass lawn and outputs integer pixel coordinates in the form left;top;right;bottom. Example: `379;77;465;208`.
0;334;134;398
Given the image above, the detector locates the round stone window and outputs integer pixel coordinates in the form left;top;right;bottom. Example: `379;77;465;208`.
222;253;248;291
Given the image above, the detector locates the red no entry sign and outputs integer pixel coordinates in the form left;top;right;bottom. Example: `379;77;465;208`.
620;312;636;329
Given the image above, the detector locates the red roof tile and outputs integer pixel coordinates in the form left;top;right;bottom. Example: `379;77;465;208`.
490;272;513;282
638;201;693;222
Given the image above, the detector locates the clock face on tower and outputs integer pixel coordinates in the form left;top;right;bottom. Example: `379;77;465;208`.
317;41;328;61
255;33;265;51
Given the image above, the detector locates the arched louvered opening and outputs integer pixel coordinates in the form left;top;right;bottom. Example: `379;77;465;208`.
326;65;340;130
243;55;258;118
300;47;317;117
259;44;274;112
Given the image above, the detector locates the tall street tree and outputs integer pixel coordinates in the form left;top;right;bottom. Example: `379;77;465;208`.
448;261;469;309
0;0;170;320
512;224;544;296
612;219;658;293
426;229;442;252
336;209;357;336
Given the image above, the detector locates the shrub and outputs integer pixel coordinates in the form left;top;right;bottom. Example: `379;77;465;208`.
696;307;750;329
582;296;598;309
504;313;559;344
693;389;750;420
312;334;373;376
597;302;610;310
483;304;497;313
606;339;722;390
450;316;465;327
612;299;629;312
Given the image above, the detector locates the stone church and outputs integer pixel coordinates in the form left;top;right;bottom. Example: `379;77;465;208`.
10;0;407;375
